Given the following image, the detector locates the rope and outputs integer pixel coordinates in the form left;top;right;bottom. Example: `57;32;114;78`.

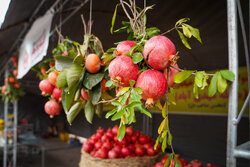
89;0;93;34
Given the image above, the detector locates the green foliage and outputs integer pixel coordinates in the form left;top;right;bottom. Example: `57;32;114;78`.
110;4;119;34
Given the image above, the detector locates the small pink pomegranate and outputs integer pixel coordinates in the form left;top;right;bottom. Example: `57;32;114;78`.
116;41;136;56
39;79;54;95
135;69;167;108
108;55;138;87
189;160;203;167
143;35;176;70
44;100;61;118
80;87;90;100
52;87;62;101
163;64;180;87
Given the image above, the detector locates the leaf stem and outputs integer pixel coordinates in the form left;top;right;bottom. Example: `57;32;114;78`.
169;65;214;76
95;96;120;104
161;26;177;36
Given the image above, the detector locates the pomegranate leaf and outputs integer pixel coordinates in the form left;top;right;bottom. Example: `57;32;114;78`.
129;45;138;56
177;30;191;49
164;153;173;167
117;123;126;141
174;155;182;167
158;118;166;134
145;27;160;39
182;25;192;38
54;55;73;71
105;108;117;119
95;103;103;118
134;87;143;94
167;131;172;146
89;83;102;104
154;136;160;150
129;80;136;87
114;26;128;33
67;101;84;125
105;80;113;87
67;64;83;90
195;71;204;88
74;88;81;101
193;83;199;99
155;100;163;110
116;87;130;97
110;4;119;34
208;72;218;97
183;23;202;43
127;107;135;124
126;101;141;109
220;70;235;81
162;102;167;118
106;48;116;53
217;72;227;94
201;75;209;90
56;70;67;89
131;88;141;102
174;70;194;84
83;72;104;89
84;100;95;124
111;100;122;106
137;105;152;118
111;109;125;121
132;52;143;64
162;137;167;152
119;91;130;105
65;84;78;110
175;18;190;26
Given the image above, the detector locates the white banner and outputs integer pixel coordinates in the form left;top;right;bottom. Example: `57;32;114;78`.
17;9;54;79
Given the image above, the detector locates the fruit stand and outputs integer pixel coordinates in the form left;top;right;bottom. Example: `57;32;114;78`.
0;0;249;167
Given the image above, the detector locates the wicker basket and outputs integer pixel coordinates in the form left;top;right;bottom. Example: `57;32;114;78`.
79;149;164;167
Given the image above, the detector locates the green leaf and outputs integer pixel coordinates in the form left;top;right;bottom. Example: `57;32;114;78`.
217;72;228;93
170;88;176;97
127;107;135;124
132;52;144;64
117;123;126;141
74;88;81;101
162;102;167;118
111;100;122;106
174;155;182;167
167;131;173;146
131;88;141;102
54;55;73;71
129;80;136;87
208;72;218;97
67;101;84;124
174;70;194;83
89;83;102;104
177;30;191;49
56;70;67;89
145;27;160;39
95;103;103;118
105;80;113;87
182;25;192;38
158;118;166;134
111;109;125;121
65;84;78;110
116;87;130;97
164;154;173;167
175;18;190;26
106;47;116;53
114;26;128;33
126;101;141;109
137;105;152;118
162;136;167;152
155;100;163;110
154;136;160;150
195;71;204;88
183;24;202;43
67;64;83;90
83;72;104;89
110;4;119;34
220;70;235;81
129;45;138;56
201;75;209;90
61;90;68;113
119;91;130;105
134;87;143;94
193;83;199;99
84;101;95;123
105;108;117;119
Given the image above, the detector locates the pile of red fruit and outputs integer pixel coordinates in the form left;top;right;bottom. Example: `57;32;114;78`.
39;69;62;118
154;155;217;167
82;125;161;159
108;36;180;108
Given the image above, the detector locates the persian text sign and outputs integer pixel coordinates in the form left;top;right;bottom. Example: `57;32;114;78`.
168;67;248;115
17;9;54;79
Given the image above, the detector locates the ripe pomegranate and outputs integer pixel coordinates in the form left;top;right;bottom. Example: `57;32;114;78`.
101;79;108;92
9;77;15;83
113;145;122;154
14;83;20;89
13;69;18;77
82;141;93;153
143;35;176;70
52;87;62;101
103;142;113;151
94;141;102;150
139;136;147;144
206;163;217;167
1;85;7;94
108;149;119;159
125;126;134;136
80;87;90;100
112;125;119;135
135;144;145;156
147;146;156;156
121;147;130;156
135;69;167;108
44;100;61;118
128;144;135;152
154;162;164;167
11;56;18;62
115;41;136;56
101;134;111;142
48;71;59;86
95;148;107;159
164;64;180;87
189;160;203;167
108;55;138;87
131;135;138;143
39;80;54;94
85;53;101;73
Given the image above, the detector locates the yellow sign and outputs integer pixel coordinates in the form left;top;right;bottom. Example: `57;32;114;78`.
169;67;249;115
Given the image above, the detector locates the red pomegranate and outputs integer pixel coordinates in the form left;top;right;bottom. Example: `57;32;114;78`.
80;87;90;100
1;85;7;94
163;64;180;87
13;69;18;77
82;141;93;153
135;69;167;108
189;160;203;167
108;55;138;87
143;35;176;70
206;163;217;167
39;79;54;94
44;100;61;118
48;71;59;86
52;87;63;101
108;149;119;159
154;162;164;167
116;41;136;56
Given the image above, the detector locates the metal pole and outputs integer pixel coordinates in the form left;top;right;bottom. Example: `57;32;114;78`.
13;100;18;167
226;0;239;166
3;69;9;167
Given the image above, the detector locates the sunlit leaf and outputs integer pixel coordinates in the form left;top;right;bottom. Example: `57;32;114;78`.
220;70;235;81
217;72;227;93
208;72;218;97
174;70;194;83
110;4;119;34
177;30;191;49
117;123;126;141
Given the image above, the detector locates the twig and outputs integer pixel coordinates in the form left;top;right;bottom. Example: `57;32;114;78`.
81;14;87;34
120;0;132;20
55;26;64;43
95;96;120;104
161;26;177;36
169;65;214;76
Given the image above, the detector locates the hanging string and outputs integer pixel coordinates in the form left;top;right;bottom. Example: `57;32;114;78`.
144;0;146;9
89;0;93;34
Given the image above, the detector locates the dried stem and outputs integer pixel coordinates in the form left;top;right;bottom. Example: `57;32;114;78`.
169;65;214;76
81;14;87;34
161;26;177;36
55;26;64;43
95;96;120;105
